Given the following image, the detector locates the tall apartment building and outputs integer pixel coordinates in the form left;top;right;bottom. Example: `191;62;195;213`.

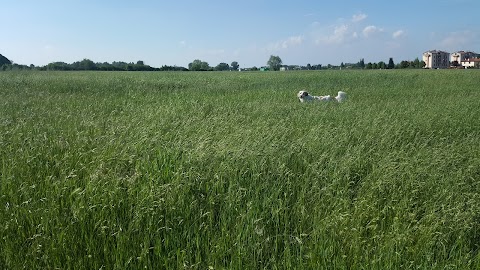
422;50;450;69
451;51;478;64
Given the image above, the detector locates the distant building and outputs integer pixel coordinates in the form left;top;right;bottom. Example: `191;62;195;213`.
451;51;478;67
423;50;450;69
461;58;480;68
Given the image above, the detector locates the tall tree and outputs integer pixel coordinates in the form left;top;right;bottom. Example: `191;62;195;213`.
412;58;421;68
388;58;395;69
358;58;365;69
267;55;282;71
231;61;239;71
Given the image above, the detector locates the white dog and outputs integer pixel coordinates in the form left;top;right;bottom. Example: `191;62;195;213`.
297;90;347;103
335;91;347;102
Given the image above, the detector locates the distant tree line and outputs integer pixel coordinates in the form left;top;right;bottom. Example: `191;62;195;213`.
0;52;428;72
42;59;189;71
0;55;188;71
335;58;425;70
188;60;240;71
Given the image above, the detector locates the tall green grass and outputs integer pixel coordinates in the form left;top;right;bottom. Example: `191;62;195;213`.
1;70;480;269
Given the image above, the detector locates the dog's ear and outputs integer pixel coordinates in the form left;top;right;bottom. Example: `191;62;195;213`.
304;91;309;96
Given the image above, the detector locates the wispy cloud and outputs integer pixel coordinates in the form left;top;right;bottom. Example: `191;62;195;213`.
352;13;367;23
312;13;389;45
392;30;406;39
316;24;350;44
258;12;411;66
267;35;304;51
283;36;304;48
362;25;383;38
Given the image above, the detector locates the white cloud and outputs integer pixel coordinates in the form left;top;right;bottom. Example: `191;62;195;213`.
283;36;304;48
352;13;367;23
259;12;411;65
363;25;383;37
318;24;349;44
267;35;304;51
392;30;406;39
313;14;388;45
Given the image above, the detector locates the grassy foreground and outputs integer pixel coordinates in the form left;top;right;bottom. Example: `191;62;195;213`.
1;70;479;269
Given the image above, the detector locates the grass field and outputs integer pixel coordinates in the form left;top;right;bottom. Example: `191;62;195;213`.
1;70;480;269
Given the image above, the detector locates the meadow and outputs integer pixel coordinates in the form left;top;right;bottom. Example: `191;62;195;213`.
1;70;479;269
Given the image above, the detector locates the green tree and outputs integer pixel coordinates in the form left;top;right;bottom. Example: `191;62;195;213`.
215;62;230;71
388;58;395;69
267;55;282;71
231;61;239;71
412;58;421;68
188;59;210;71
399;61;410;69
0;54;12;67
47;62;71;70
357;59;365;69
73;59;96;70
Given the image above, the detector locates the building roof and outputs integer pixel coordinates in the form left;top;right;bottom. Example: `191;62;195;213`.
453;51;477;54
424;50;449;54
461;58;480;62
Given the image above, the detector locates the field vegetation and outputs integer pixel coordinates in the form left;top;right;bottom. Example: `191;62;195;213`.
1;70;479;269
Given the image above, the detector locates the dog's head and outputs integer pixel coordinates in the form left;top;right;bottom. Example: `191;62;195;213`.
297;90;309;99
336;91;347;102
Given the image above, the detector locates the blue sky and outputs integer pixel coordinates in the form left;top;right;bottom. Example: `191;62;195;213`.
2;0;479;68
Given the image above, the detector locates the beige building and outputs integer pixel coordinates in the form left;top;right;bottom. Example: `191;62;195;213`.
461;58;480;68
451;51;478;65
423;50;450;69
